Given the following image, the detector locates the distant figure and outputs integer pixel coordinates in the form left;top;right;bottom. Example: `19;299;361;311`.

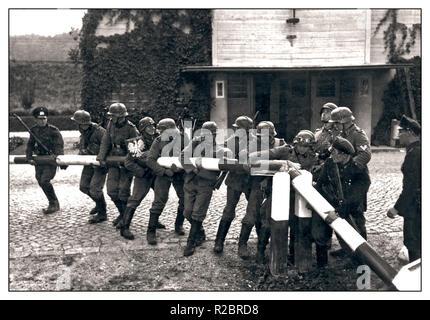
26;107;64;214
387;115;421;261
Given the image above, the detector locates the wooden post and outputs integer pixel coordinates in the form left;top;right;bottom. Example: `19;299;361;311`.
294;170;313;273
269;171;290;275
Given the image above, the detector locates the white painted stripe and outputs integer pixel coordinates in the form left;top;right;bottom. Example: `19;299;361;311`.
271;172;290;221
391;259;421;291
200;158;221;171
291;175;334;219
157;157;183;169
295;170;313;218
330;219;366;251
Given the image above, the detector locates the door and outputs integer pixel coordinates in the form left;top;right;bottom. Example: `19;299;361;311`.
227;74;252;127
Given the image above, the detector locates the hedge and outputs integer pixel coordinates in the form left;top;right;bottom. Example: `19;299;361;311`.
9;115;79;132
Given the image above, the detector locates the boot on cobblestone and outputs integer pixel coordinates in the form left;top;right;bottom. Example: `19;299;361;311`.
174;211;185;235
147;213;158;245
256;227;271;264
238;223;253;260
88;198;107;224
43;200;60;215
120;207;136;240
156;221;166;229
329;248;347;258
195;225;206;247
89;206;98;215
316;245;328;268
184;220;202;257
213;219;232;254
112;200;125;228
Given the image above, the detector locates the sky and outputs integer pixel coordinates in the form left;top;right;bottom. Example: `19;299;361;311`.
9;9;86;36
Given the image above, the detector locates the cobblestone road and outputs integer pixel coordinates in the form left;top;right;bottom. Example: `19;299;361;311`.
9;149;406;259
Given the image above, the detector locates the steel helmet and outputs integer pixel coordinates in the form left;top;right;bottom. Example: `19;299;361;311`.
157;118;177;132
71;110;91;125
329;107;355;124
320;102;338;115
256;121;277;137
138;117;156;132
232;116;253;130
107;103;128;117
293;130;315;146
201;121;218;135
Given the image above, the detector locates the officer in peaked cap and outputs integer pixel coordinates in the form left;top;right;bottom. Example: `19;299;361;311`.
26;107;65;214
387;115;421;261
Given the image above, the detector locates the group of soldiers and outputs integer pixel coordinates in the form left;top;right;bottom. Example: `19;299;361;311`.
24;101;421;268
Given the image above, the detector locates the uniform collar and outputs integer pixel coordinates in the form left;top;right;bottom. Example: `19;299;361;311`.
343;123;356;136
407;140;420;152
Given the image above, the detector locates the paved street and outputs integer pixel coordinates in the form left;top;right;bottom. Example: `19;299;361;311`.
9;149;406;259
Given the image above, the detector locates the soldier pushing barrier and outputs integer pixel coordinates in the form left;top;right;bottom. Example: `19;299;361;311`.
25;107;65;214
70;110;107;223
213;116;254;254
96;103;139;225
145;118;186;245
180;121;233;256
119;117;158;240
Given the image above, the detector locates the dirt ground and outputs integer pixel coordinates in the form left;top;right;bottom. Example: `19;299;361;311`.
9;135;408;292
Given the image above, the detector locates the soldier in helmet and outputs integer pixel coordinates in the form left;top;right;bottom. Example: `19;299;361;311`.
71;110;107;222
26;107;65;214
328;106;371;258
117;117;159;240
251;130;319;264
96;103;139;225
180;121;233;256
213;115;254;254
237;121;285;260
145;118;186;245
314;102;338;161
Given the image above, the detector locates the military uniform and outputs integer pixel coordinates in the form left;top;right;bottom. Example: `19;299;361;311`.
315;156;371;250
394;140;421;261
145;130;186;244
26;109;64;213
341;123;371;170
77;123;107;212
97;119;139;215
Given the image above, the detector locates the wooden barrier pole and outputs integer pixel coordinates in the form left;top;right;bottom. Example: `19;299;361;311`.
269;171;290;275
294;170;313;273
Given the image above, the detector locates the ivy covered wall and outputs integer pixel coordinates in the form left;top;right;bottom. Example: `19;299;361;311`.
78;9;212;125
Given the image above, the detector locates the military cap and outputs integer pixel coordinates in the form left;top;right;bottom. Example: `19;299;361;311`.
399;115;421;136
332;136;355;155
32;106;49;119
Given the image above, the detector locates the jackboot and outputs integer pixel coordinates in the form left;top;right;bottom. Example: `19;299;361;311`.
43;200;60;215
156;222;166;229
88;198;107;224
213;219;232;254
184;219;202;257
120;207;136;240
195;225;206;247
256;227;271;264
316;245;328;268
238;223;253;260
112;200;125;228
147;213;159;245
174;211;185;236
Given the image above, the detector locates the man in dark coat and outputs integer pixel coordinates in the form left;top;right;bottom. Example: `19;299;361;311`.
315;136;371;266
71;110;107;223
26;107;64;214
387;115;421;261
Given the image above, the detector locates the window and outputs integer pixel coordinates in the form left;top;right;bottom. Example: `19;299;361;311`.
359;78;369;96
215;81;224;98
317;78;336;97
